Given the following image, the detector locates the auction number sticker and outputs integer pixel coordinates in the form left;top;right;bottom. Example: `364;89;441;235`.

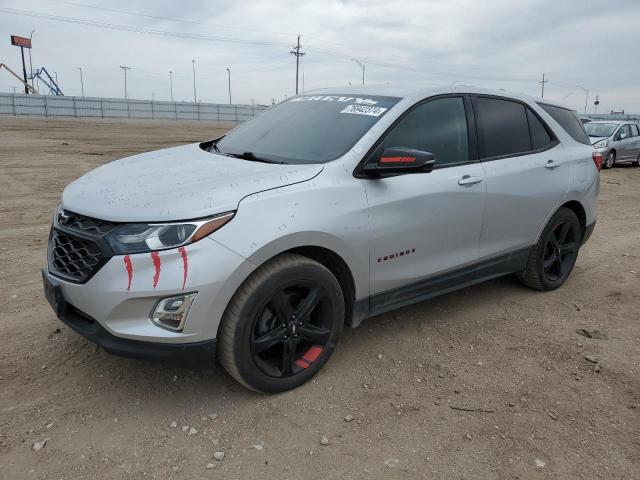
340;104;388;117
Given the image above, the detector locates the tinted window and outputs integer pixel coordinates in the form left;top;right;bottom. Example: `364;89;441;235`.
618;124;631;139
526;108;553;150
216;94;401;164
381;97;469;166
538;103;590;145
475;97;531;158
631;124;640;137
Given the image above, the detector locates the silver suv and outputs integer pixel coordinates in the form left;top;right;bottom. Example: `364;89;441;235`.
585;120;640;168
43;87;600;393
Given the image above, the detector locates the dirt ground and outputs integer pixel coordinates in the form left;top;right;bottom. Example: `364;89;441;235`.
0;116;638;480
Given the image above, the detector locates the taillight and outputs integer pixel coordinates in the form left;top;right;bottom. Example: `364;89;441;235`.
592;151;602;171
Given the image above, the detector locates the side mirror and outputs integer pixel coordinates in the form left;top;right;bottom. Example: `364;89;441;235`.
362;148;436;177
614;134;621;141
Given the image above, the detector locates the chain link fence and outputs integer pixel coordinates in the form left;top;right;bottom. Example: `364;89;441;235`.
0;93;268;122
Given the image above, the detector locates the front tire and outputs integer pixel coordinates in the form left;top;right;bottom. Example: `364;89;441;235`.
218;254;344;393
633;153;640;167
603;151;616;169
516;207;582;291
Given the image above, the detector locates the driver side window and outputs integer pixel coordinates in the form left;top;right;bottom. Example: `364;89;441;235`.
618;124;630;140
380;97;470;167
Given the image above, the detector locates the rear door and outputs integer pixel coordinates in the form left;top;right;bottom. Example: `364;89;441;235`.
362;95;486;310
473;96;569;265
630;124;640;158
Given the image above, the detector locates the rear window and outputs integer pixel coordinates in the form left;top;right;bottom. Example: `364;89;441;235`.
538;103;590;145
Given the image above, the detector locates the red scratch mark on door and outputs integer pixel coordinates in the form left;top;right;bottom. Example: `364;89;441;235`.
151;252;161;289
178;246;188;290
123;255;133;291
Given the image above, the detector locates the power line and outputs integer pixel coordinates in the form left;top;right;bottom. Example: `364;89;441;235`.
0;7;291;47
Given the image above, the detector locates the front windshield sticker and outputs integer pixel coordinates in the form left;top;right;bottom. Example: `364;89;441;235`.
290;95;379;105
340;104;388;117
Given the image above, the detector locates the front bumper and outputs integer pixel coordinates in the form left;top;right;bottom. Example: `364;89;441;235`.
44;233;256;344
43;269;217;368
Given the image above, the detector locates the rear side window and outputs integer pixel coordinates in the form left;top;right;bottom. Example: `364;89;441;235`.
538;103;590;145
526;109;554;150
631;124;640;137
474;97;531;158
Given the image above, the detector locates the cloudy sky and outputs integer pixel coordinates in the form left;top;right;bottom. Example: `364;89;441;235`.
1;0;639;112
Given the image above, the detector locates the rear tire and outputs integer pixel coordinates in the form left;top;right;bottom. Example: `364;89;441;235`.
603;151;616;169
516;207;582;291
218;253;344;393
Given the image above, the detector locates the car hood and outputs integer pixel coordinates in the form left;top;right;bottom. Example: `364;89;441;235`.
589;136;608;145
62;143;323;222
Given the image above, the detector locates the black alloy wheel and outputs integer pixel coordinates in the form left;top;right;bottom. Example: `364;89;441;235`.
218;254;344;393
542;221;579;282
251;281;333;378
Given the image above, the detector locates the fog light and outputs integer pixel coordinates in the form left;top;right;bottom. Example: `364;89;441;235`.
151;293;197;331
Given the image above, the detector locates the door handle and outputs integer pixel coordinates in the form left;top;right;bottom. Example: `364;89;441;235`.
545;160;561;169
458;175;483;186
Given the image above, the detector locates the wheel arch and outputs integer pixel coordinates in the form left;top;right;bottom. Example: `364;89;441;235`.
219;233;367;331
561;200;587;240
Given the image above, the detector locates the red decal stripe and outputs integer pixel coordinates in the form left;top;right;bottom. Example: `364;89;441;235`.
123;255;133;291
151;252;161;289
380;156;416;163
178;247;188;290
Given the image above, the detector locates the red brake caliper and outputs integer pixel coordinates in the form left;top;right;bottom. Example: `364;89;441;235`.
294;345;323;369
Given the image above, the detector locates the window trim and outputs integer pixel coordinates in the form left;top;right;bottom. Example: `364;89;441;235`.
471;94;560;163
353;94;478;178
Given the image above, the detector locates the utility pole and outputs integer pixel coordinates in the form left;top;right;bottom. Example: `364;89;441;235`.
351;59;365;85
575;85;589;114
539;73;548;98
191;60;197;103
290;34;305;95
78;67;84;97
120;65;131;99
169;70;173;101
28;30;34;88
226;67;231;104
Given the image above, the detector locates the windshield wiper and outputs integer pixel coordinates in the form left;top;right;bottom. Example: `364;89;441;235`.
224;151;284;164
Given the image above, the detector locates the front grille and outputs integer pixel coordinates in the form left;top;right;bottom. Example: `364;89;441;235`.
48;210;116;283
49;230;104;282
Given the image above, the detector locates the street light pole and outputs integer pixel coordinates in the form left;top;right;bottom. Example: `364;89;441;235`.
562;92;573;105
120;65;131;99
191;60;197;103
226;68;231;104
351;58;365;85
169;70;173;101
575;85;589;114
78;67;84;96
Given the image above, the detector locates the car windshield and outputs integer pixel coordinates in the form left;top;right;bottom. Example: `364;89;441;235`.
214;94;401;164
584;123;618;138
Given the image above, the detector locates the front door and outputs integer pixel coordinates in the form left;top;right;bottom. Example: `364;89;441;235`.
362;96;486;312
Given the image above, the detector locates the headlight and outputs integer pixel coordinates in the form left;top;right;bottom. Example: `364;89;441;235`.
594;140;608;149
106;211;234;254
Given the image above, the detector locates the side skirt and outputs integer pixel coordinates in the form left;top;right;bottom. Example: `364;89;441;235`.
351;246;532;325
